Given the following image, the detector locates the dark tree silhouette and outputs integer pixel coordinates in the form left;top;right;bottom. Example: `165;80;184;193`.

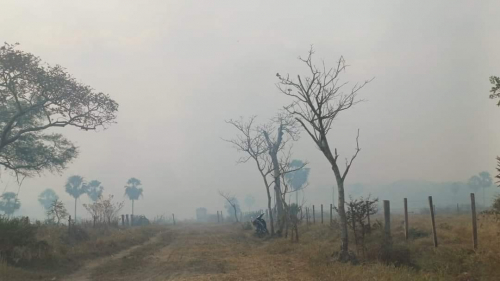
38;188;58;211
0;192;21;216
0;43;118;178
65;175;87;220
124;177;143;216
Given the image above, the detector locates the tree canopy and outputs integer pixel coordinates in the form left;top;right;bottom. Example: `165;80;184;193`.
0;43;118;178
0;192;21;215
124;177;143;201
86;180;104;202
285;159;310;192
65;175;87;199
38;188;58;210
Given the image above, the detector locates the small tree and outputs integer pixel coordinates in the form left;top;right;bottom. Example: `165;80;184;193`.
124;177;143;216
344;196;378;258
38;188;59;212
277;48;372;260
0;192;21;216
218;191;240;222
65;175;87;221
86;180;104;202
47;199;68;224
83;194;124;225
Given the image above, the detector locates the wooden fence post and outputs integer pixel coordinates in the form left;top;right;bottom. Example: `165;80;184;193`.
383;200;391;240
330;204;333;225
172;213;175;225
306;207;309;224
121;214;125;226
366;201;371;233
471;193;478;250
321;204;324;224
313;205;316;224
131;214;134;226
300;208;303;224
404;198;409;241
126;214;129;226
428;196;438;247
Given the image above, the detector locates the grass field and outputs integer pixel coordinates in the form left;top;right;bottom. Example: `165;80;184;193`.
2;213;500;280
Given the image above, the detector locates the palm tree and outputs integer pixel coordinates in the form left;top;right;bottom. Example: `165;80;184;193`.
65;175;88;221
38;189;59;212
124;178;143;216
86;180;104;202
0;192;21;217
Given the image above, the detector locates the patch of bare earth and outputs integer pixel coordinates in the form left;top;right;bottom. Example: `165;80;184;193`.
87;224;311;281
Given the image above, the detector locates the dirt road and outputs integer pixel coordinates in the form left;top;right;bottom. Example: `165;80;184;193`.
65;224;310;281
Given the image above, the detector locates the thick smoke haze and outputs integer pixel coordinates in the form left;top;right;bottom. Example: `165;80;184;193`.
1;0;499;220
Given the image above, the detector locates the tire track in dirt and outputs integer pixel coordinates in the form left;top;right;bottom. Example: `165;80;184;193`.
62;231;166;281
83;224;311;281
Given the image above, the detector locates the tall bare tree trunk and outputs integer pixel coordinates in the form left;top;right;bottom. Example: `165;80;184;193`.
132;199;134;216
333;165;349;257
266;185;274;235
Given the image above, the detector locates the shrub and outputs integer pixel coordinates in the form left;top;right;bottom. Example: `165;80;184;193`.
0;216;47;264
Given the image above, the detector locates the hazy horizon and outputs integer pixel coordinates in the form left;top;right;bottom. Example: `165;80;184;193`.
1;0;500;220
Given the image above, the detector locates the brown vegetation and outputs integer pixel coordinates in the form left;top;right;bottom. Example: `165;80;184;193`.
3;213;500;280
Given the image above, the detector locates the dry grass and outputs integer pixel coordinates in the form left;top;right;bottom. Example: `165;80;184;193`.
0;224;166;281
3;214;500;280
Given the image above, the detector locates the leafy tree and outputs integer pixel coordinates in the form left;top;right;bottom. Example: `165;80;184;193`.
38;188;58;211
277;48;372;261
244;194;255;211
65;175;87;220
124;178;143;216
0;43;118;178
86;180;104;202
0;192;21;216
47;199;68;224
489;76;500;105
285;159;310;205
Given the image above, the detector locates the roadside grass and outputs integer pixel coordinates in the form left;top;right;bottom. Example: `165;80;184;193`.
0;224;166;281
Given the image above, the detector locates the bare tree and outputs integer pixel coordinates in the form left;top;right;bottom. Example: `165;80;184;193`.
276;48;372;261
224;116;275;234
261;114;300;235
218;190;239;223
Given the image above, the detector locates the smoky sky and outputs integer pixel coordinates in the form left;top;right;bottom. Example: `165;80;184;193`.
1;0;499;219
